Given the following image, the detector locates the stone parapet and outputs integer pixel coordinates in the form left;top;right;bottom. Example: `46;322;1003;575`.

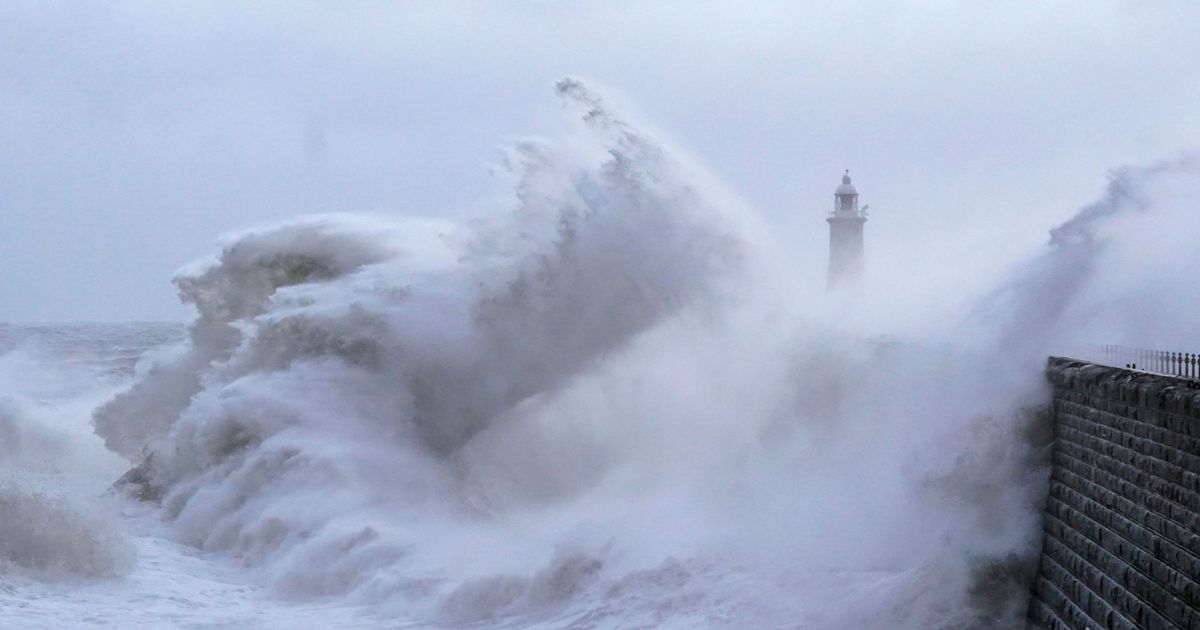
1028;358;1200;629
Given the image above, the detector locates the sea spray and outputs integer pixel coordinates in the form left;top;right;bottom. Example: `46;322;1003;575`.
0;334;143;580
90;78;1200;628
0;484;133;578
94;78;760;617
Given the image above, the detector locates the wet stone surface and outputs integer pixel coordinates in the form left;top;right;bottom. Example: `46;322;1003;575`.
1028;358;1200;629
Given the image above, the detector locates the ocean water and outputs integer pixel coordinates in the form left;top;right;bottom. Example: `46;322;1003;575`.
0;323;408;627
2;81;1198;629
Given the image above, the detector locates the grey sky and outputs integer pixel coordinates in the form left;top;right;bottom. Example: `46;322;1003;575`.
2;1;1198;322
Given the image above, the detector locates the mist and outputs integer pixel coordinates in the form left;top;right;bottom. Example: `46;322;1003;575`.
2;3;1199;629
2;1;1198;321
61;79;1197;627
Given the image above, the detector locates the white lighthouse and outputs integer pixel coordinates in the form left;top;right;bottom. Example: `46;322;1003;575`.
826;170;868;290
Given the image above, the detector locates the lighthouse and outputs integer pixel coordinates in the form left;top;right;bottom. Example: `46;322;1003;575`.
826;170;868;290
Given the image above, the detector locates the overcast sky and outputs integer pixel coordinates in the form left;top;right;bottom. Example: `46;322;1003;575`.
2;1;1198;322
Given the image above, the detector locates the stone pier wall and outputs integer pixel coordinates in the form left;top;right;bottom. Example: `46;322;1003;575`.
1027;357;1200;629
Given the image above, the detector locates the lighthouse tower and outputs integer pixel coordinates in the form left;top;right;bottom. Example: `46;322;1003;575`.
826;170;867;290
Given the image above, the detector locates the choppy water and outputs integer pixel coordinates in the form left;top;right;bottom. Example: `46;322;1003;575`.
0;323;392;628
0;322;182;384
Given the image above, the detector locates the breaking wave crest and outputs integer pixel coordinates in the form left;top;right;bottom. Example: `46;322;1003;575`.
0;340;140;580
90;78;1200;627
95;79;758;619
0;485;133;578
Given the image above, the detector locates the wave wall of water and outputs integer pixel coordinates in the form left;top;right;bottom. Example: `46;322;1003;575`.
77;79;1200;628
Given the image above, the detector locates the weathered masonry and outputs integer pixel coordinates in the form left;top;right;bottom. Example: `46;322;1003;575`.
1028;358;1200;629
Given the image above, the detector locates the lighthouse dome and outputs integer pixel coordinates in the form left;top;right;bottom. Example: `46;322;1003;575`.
835;171;857;195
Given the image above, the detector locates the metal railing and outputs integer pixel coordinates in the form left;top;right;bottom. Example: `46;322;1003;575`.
1100;345;1200;378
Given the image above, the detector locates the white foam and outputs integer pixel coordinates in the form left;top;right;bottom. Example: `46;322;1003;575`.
14;82;1194;627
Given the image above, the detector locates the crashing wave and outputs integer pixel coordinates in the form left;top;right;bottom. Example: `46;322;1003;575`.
90;74;1200;627
0;485;133;578
92;78;757;615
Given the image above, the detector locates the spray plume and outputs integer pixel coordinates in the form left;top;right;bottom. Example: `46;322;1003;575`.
90;80;1200;628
